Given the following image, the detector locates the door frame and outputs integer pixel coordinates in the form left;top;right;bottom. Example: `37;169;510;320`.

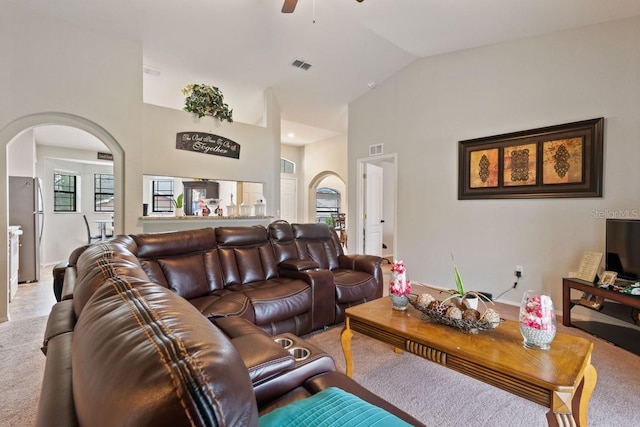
356;153;397;258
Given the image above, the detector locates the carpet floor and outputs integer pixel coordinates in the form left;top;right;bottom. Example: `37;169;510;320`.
2;301;639;426
0;315;48;427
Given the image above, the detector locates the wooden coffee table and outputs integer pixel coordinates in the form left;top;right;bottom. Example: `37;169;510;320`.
341;296;597;427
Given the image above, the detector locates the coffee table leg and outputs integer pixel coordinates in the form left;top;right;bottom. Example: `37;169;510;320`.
575;363;597;427
546;362;597;427
340;318;354;378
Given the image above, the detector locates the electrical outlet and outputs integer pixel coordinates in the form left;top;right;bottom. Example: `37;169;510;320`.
515;265;524;278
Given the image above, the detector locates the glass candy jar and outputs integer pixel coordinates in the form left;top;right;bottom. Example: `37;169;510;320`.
519;291;556;350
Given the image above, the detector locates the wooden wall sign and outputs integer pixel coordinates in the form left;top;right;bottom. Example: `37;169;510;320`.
176;132;240;159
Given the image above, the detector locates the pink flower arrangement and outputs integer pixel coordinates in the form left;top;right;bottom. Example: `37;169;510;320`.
520;294;556;331
390;260;411;296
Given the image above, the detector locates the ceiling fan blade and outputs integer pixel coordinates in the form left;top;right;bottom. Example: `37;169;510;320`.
282;0;298;13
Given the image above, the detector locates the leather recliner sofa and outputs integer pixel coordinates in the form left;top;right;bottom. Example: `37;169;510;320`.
54;222;382;336
38;223;424;426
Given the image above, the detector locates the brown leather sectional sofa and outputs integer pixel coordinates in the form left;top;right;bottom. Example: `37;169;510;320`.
38;222;423;426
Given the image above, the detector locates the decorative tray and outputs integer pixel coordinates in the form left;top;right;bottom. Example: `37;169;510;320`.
407;294;501;333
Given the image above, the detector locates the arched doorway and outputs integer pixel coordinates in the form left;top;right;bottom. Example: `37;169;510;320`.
308;171;346;224
1;112;124;322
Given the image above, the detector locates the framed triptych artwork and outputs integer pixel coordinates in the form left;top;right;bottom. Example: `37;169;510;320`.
458;118;604;199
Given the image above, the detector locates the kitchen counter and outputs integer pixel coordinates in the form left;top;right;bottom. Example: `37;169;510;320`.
138;215;274;233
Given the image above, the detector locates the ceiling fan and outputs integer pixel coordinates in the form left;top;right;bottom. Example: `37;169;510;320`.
282;0;364;14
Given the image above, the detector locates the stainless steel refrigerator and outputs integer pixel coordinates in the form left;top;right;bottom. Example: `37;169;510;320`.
9;176;44;283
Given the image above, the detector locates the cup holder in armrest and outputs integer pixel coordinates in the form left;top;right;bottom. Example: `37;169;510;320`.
274;337;293;349
288;347;310;362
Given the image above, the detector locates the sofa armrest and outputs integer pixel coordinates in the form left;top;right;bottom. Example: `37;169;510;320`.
60;267;77;301
254;334;336;407
338;254;382;275
213;316;272;338
52;262;67;302
231;333;296;385
279;259;320;271
36;332;77;427
279;269;335;330
338;254;384;299
41;300;76;355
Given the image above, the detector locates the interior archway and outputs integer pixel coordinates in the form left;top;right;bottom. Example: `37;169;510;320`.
1;112;124;322
308;171;346;224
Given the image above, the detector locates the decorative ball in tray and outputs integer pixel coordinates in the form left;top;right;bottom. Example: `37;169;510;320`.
407;292;501;333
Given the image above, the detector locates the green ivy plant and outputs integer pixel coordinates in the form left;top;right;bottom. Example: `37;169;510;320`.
182;84;233;122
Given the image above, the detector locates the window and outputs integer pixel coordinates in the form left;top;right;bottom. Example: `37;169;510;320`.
152;180;174;212
280;158;295;174
316;187;340;224
54;173;77;212
94;174;114;212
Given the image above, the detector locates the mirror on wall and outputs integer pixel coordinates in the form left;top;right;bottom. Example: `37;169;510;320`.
143;175;264;217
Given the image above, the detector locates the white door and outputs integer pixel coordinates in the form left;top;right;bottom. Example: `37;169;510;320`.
241;182;264;212
364;163;383;256
280;176;297;223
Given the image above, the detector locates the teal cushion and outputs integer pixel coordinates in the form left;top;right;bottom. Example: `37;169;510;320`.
259;387;412;427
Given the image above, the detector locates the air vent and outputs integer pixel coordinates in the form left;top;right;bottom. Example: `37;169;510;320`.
142;66;161;76
369;144;383;156
291;59;312;70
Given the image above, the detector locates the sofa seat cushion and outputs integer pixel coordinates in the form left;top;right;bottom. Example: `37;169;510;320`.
233;278;312;325
332;269;380;303
258;387;411;427
189;289;254;322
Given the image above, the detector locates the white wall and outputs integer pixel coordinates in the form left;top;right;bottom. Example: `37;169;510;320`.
7;130;35;177
302;134;348;222
142;103;278;212
348;16;640;307
381;160;395;257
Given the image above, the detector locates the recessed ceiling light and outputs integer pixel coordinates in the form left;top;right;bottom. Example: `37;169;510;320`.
367;81;377;89
287;133;295;138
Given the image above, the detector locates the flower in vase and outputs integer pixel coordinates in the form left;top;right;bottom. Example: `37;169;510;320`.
520;294;556;331
390;260;411;296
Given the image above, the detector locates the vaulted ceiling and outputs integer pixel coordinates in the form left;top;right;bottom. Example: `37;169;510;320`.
15;0;640;145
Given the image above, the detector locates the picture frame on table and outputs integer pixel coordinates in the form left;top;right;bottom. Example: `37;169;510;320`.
598;270;618;286
458;118;604;200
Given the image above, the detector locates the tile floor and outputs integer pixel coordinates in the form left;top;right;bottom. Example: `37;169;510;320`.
9;265;57;321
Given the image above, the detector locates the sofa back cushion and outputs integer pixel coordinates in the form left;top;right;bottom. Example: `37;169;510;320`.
72;279;259;427
291;223;342;271
268;220;300;264
215;226;279;286
130;228;225;298
72;236;150;317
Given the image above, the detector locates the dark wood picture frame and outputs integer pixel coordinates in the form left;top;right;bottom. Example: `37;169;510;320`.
458;118;604;199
